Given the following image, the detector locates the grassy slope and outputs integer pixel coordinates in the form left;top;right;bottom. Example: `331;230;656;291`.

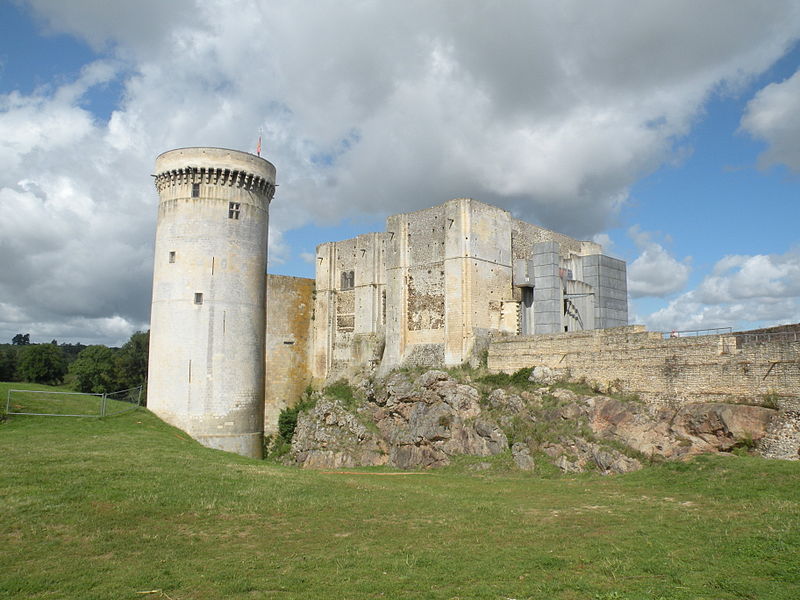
1;383;799;600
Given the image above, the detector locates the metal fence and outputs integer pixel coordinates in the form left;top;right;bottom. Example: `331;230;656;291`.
662;326;733;339
5;385;143;418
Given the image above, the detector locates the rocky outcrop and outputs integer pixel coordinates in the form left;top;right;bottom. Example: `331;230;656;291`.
288;370;793;472
584;396;778;458
290;398;388;469
290;371;507;469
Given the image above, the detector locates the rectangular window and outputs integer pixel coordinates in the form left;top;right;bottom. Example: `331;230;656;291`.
192;183;200;198
194;292;203;305
228;202;240;219
169;251;176;263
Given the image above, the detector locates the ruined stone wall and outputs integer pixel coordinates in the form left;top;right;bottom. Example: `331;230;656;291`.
312;233;387;380
488;326;800;407
383;198;517;369
265;274;314;432
511;218;599;260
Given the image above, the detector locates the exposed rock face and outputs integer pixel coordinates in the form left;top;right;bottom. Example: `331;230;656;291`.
291;371;507;469
511;442;535;471
289;370;794;472
585;396;778;458
290;398;388;469
528;366;568;385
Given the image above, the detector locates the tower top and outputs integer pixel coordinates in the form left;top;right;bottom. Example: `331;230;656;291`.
155;147;275;182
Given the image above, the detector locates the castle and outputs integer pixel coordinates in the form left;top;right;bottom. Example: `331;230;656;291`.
146;148;630;457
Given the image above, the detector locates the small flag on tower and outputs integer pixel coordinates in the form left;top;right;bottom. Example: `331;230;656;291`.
256;132;262;157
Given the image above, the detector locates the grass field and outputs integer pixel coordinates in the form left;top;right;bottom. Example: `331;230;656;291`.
1;382;799;599
2;381;141;417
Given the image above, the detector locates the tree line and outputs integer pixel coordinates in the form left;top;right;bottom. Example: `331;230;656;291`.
0;331;149;396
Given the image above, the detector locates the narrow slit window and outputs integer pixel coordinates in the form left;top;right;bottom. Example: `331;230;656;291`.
228;202;240;220
169;251;176;263
191;183;200;198
194;292;203;305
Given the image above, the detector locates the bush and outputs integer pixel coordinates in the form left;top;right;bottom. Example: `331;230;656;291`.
761;390;780;410
276;388;318;444
477;367;535;389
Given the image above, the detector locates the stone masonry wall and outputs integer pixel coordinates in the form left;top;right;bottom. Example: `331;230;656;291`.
265;274;314;433
488;326;800;408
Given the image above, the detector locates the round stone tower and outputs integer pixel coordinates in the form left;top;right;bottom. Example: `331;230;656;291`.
148;147;276;458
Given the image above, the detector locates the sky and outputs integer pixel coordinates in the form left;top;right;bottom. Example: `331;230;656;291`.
0;0;798;347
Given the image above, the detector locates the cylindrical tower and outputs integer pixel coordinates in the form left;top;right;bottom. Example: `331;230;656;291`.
148;147;276;458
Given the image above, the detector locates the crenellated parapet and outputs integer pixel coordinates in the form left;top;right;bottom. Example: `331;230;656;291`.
154;166;276;199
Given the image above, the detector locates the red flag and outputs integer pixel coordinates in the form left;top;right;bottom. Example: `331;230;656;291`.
256;134;262;157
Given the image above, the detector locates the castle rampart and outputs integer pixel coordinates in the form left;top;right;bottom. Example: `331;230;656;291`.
488;326;800;407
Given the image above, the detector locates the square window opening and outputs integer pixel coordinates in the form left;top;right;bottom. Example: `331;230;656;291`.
340;270;355;290
228;202;241;220
169;251;176;263
191;183;200;198
194;292;203;305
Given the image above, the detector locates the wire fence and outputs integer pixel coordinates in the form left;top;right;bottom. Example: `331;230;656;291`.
5;385;143;418
661;327;733;339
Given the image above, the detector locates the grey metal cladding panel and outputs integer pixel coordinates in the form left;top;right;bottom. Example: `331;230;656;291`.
600;299;627;311
582;255;601;267
534;241;560;254
534;312;562;326
598;309;627;322
599;275;627;288
599;265;627;278
533;263;560;278
599;255;626;269
534;287;562;301
598;288;627;301
599;282;625;295
582;266;599;278
532;251;559;267
599;303;627;314
513;259;532;286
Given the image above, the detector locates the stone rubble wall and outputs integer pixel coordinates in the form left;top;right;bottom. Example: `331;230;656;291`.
488;326;800;408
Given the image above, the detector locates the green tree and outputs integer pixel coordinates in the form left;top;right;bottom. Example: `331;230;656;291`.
69;345;118;393
114;331;149;391
17;344;67;384
12;333;30;346
0;348;18;381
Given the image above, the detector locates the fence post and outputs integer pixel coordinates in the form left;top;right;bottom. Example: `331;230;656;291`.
101;393;107;417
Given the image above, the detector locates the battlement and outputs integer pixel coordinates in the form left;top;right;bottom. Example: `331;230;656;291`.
154;147;276;198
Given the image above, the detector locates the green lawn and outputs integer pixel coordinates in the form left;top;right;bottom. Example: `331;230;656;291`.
1;383;799;600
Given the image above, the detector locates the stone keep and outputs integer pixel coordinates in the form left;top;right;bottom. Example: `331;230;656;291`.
148;147;276;458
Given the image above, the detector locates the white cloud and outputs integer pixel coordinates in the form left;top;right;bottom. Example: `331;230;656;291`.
300;252;315;264
2;1;800;343
627;227;691;298
740;68;800;172
643;250;800;331
591;233;614;254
